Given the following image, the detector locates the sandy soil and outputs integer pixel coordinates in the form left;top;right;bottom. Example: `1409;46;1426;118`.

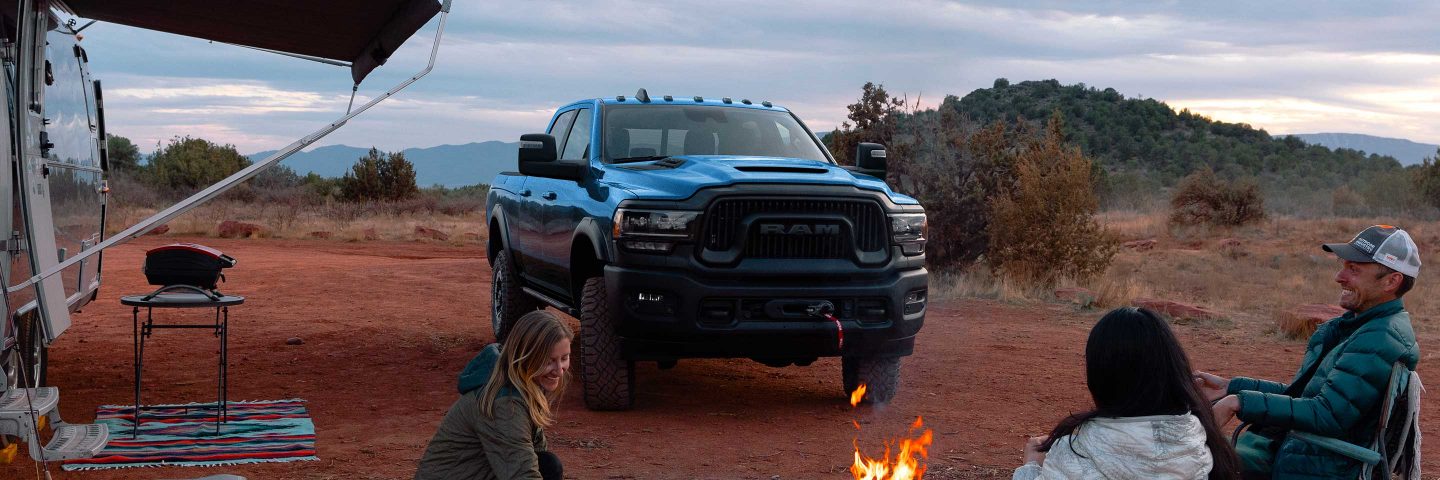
4;236;1438;479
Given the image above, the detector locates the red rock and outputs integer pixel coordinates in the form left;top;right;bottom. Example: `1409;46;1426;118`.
146;224;170;235
1122;238;1156;251
462;232;482;241
217;220;262;238
1277;304;1345;339
1132;298;1222;322
362;228;380;241
1218;238;1242;249
1055;287;1095;304
414;226;449;241
308;231;333;240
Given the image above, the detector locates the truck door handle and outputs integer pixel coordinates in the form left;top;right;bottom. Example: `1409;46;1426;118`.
519;189;532;197
542;192;557;200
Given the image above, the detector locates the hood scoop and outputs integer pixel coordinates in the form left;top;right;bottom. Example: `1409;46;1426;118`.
618;157;687;171
733;165;828;174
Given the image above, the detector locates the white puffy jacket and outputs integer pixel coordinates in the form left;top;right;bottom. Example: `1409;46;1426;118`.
1012;414;1213;480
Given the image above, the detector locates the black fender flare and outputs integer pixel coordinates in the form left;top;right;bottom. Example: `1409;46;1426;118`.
487;204;512;266
570;217;615;268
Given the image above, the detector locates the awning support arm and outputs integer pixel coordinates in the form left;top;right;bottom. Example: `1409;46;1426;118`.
7;1;451;294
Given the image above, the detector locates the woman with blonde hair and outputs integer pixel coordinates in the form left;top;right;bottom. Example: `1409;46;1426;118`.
416;310;572;480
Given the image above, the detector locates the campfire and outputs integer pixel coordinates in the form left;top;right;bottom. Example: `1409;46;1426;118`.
848;384;934;480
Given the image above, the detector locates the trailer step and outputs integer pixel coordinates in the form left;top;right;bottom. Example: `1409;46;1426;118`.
0;387;58;418
38;423;109;461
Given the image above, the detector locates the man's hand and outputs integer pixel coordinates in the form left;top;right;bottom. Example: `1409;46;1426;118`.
1023;435;1049;465
1211;395;1240;427
1193;371;1230;402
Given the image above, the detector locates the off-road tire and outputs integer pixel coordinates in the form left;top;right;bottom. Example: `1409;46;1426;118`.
843;355;900;404
491;249;540;343
579;277;635;410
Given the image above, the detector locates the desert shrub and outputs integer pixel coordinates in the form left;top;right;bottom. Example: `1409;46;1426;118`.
1168;168;1265;227
1331;185;1367;217
988;114;1117;286
149;136;251;190
824;82;904;167
1413;151;1440;210
339;148;419;202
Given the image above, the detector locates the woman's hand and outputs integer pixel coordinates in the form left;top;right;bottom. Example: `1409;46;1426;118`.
1193;371;1230;403
1023;435;1049;465
1211;395;1240;426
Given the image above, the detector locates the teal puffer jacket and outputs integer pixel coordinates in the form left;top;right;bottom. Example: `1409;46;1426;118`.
1228;298;1419;479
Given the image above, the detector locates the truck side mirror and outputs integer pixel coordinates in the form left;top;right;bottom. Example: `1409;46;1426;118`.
855;143;886;172
843;142;886;178
518;133;584;181
518;133;557;165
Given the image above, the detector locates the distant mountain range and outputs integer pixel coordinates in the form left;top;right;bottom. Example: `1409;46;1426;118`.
248;141;518;187
1282;133;1438;166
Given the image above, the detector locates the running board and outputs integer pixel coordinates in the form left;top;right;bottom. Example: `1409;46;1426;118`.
522;287;579;317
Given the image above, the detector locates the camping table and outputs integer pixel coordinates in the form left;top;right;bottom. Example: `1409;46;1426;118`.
121;286;244;437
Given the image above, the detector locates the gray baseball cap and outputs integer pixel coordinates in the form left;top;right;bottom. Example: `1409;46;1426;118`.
1322;225;1421;278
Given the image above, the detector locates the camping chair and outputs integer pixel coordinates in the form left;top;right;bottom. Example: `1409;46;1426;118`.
1232;363;1423;480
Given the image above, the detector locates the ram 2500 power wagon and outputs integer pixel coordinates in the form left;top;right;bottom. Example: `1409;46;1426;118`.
486;89;927;410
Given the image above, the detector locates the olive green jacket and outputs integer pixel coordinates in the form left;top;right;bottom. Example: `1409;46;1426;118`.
1228;298;1419;479
415;345;548;480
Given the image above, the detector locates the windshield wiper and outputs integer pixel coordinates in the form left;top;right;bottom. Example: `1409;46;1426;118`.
612;155;673;164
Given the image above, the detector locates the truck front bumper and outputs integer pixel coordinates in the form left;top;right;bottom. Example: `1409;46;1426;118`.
603;263;927;361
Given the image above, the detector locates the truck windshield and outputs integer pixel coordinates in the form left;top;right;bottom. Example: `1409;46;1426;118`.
603;105;830;163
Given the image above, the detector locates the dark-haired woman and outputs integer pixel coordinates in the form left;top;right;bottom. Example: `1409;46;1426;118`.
1013;307;1240;480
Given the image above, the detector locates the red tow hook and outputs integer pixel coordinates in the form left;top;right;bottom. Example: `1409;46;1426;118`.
826;312;844;351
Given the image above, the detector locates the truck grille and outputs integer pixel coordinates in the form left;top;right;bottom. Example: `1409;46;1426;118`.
700;198;888;259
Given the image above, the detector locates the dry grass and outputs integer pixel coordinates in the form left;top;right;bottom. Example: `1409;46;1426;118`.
107;200;487;245
1097;212;1440;336
944;212;1440;338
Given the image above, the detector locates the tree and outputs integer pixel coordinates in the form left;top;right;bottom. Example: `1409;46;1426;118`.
988;113;1116;286
339;148;418;202
106;134;141;171
148;136;250;190
824;82;904;165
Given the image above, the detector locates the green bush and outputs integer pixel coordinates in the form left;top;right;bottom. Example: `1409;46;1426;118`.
148;136;250;190
339;148;419;202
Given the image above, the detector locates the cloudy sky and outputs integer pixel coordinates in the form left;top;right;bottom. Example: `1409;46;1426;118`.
77;0;1440;155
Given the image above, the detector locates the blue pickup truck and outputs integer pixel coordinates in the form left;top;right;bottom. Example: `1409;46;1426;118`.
485;90;927;410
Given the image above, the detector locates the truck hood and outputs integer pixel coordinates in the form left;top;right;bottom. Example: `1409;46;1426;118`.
600;156;919;205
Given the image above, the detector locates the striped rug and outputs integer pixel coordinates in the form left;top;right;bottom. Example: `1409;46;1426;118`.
62;399;318;470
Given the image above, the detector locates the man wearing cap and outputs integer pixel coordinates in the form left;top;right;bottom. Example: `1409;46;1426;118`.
1194;225;1421;479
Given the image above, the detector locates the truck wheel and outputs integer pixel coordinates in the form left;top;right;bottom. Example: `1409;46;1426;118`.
492;249;540;343
579;277;634;410
843;355;900;404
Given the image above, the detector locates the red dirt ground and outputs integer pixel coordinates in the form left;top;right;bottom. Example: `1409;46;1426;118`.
5;236;1438;479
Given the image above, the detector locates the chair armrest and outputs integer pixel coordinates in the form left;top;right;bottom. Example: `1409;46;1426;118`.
1289;431;1382;465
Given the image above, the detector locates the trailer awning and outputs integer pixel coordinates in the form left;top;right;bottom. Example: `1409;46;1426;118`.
63;0;442;84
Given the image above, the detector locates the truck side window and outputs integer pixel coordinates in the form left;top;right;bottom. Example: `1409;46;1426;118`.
549;109;578;156
561;108;592;160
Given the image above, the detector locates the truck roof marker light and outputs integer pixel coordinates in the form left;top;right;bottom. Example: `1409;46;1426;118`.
722;97;732;104
636;88;651;103
616;95;626;101
741;99;752;105
761;100;772;107
663;95;673;102
693;96;703;102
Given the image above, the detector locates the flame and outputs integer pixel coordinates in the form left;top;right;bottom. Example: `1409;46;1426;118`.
850;383;868;407
848;383;933;480
850;416;933;480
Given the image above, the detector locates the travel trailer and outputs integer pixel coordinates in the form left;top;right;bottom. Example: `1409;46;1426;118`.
0;0;450;467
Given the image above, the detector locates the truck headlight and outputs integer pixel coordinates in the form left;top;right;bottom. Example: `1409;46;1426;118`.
889;213;926;256
613;209;700;253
